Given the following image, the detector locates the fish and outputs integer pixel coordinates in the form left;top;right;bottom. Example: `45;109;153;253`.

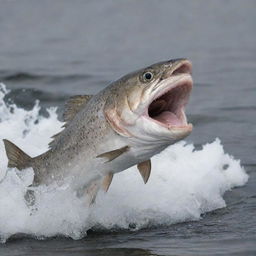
3;59;193;203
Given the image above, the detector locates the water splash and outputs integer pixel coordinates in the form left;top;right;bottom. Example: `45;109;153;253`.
0;84;248;242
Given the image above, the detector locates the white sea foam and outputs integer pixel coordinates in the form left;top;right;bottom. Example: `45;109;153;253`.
0;84;248;242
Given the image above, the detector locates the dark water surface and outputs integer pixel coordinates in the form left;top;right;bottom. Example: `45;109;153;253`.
0;1;256;255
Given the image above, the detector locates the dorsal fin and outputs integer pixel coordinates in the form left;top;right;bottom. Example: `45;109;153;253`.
49;94;93;148
63;95;93;124
48;131;62;148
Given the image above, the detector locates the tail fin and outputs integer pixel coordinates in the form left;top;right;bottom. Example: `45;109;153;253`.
3;139;32;170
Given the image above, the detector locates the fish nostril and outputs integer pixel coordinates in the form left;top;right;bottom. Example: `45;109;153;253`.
172;62;192;75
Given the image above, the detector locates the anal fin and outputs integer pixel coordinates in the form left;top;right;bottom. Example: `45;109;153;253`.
102;173;114;192
86;182;100;205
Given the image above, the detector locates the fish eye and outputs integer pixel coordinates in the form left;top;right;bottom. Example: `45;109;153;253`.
142;71;154;81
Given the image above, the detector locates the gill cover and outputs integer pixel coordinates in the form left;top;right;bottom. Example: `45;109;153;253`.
103;68;160;137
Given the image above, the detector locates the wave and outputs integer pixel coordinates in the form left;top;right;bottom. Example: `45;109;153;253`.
0;83;248;242
0;71;93;83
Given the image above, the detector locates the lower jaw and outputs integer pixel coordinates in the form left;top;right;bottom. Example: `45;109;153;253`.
167;123;193;131
144;114;193;135
150;115;193;137
152;110;184;127
166;123;193;140
149;109;192;130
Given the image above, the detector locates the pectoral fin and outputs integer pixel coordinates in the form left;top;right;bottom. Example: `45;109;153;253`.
137;159;151;184
102;173;114;192
96;146;129;162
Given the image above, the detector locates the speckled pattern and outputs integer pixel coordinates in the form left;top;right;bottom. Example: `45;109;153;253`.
0;1;255;255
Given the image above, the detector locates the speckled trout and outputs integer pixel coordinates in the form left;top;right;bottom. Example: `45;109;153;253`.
3;59;193;203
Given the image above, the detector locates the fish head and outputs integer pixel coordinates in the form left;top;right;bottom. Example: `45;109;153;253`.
104;59;193;147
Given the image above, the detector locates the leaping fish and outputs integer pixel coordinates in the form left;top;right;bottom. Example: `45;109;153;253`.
3;59;193;203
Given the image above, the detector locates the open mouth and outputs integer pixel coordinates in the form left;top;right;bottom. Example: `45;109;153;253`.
148;81;192;128
147;63;193;129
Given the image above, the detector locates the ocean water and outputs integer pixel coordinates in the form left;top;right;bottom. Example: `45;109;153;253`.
0;83;248;242
0;1;256;255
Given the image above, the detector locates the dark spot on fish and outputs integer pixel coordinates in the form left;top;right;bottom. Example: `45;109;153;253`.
223;164;229;170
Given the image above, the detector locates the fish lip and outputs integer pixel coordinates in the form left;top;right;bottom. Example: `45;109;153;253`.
143;73;193;133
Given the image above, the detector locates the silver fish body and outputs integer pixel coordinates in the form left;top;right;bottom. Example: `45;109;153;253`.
3;59;193;201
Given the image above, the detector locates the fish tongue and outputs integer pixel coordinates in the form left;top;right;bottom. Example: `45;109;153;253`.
154;111;182;126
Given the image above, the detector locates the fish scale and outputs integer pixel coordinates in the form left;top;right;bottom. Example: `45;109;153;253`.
3;59;193;205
